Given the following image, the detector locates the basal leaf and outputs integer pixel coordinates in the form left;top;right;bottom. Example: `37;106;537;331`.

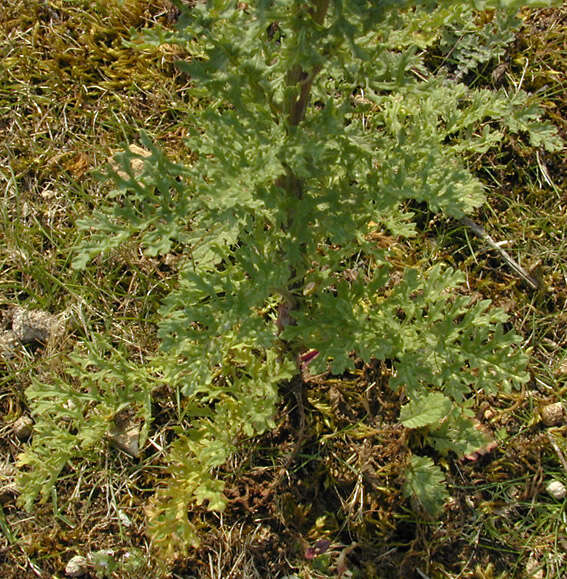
400;392;453;429
404;455;449;517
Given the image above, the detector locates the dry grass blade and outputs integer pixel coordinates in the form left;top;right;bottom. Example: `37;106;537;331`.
461;217;540;290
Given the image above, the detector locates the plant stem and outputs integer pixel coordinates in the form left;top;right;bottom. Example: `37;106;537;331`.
275;1;329;337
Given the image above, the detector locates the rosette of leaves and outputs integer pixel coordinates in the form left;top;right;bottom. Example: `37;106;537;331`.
22;0;562;558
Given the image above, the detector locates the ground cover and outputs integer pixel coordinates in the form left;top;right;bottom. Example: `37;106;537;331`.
1;1;567;578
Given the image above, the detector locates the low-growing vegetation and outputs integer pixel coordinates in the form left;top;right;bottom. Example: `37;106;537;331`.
1;1;567;578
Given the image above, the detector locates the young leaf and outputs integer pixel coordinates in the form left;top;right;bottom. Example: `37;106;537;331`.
428;410;491;457
400;392;453;429
404;455;449;517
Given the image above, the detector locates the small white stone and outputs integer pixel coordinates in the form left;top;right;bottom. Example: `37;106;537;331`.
65;555;88;577
12;307;53;344
525;555;544;579
0;462;18;504
109;423;140;458
117;509;132;527
13;415;33;440
0;330;18;358
540;402;565;427
555;358;567;376
483;408;495;421
546;480;567;500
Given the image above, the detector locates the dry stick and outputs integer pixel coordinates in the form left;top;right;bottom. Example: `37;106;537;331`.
547;432;567;476
253;381;307;511
461;217;540;290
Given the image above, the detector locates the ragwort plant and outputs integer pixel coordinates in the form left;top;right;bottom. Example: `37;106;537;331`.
19;0;562;559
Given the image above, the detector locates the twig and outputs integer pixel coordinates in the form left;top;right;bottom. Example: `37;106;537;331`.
461;217;540;290
547;432;567;476
252;379;306;510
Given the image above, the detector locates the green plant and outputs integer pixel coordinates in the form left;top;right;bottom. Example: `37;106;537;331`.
435;6;522;81
17;337;155;511
19;0;562;560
